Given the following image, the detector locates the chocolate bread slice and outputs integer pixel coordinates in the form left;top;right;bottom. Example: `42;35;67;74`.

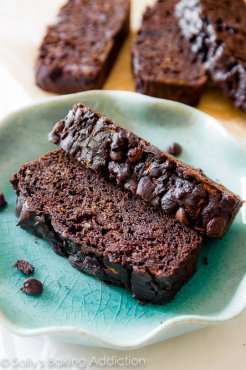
35;0;130;94
10;150;202;304
49;103;243;238
176;0;246;111
132;0;207;105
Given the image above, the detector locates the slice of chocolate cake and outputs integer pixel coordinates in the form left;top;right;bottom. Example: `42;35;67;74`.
132;0;207;105
176;0;246;111
35;0;130;94
49;103;243;238
10;150;202;304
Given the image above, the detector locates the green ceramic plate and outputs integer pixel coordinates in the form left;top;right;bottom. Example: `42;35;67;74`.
0;91;245;349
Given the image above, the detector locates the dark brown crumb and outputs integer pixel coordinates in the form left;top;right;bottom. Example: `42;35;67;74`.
138;299;147;306
166;142;182;156
0;192;7;210
20;278;43;296
203;256;209;265
13;259;34;275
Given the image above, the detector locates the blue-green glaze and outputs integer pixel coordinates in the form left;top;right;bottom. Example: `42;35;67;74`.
0;91;245;349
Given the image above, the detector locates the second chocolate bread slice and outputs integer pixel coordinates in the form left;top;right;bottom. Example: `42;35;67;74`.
35;0;130;94
132;0;207;105
49;103;243;238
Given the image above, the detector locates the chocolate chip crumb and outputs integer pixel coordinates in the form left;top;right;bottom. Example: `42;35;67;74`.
20;278;43;296
0;192;7;210
203;257;208;265
166;142;182;156
137;299;146;306
13;259;34;275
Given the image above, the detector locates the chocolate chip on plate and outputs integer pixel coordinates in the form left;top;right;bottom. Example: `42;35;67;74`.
0;192;7;210
13;259;34;275
20;278;43;296
166;142;182;156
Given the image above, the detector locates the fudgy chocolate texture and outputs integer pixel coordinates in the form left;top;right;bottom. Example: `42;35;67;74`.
132;0;207;105
176;0;246;111
35;0;130;94
49;103;243;238
10;150;202;304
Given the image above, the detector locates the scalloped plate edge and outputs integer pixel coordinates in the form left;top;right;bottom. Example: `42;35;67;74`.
0;90;246;349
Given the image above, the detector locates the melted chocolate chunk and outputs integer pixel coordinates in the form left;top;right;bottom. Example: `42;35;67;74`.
206;217;227;238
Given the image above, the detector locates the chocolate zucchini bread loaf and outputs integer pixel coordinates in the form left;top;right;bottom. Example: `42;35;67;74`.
35;0;130;94
10;150;202;304
49;103;243;238
132;0;207;105
176;0;246;111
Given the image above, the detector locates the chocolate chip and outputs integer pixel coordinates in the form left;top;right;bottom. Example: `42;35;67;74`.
161;192;179;214
128;147;143;163
65;109;75;128
111;131;127;150
0;192;7;210
166;142;182;156
136;177;156;202
48;119;65;144
20;278;43;296
108;161;131;183
206;217;226;237
13;260;34;275
110;150;124;162
175;207;189;225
